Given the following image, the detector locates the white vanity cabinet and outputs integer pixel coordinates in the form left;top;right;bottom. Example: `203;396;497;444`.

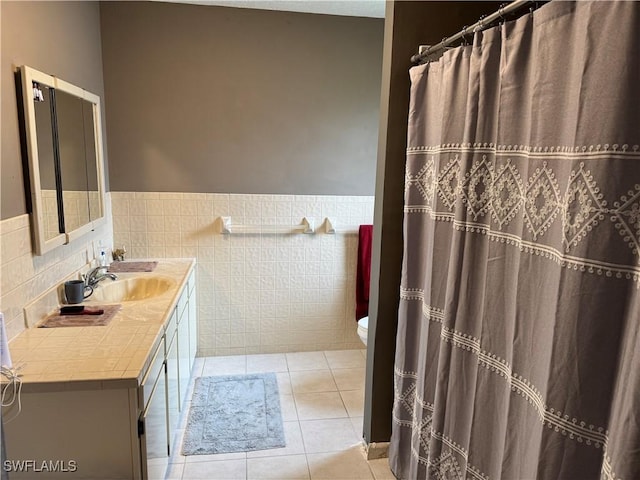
140;269;198;477
2;261;198;480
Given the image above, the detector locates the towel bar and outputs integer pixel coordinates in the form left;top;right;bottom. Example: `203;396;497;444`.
321;218;362;234
219;216;314;234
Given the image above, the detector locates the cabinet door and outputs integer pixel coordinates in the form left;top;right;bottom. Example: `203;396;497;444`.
188;274;198;369
140;360;169;480
165;327;180;454
177;308;190;409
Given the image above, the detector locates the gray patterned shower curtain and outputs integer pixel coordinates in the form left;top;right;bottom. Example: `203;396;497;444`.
390;2;640;479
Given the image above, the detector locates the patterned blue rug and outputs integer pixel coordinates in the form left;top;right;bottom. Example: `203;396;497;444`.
182;373;285;455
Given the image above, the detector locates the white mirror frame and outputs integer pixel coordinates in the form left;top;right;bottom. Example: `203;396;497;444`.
20;66;66;254
20;65;107;255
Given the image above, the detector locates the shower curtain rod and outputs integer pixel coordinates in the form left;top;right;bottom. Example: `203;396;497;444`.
411;0;534;63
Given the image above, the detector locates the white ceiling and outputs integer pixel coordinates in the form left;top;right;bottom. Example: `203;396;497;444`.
164;0;386;18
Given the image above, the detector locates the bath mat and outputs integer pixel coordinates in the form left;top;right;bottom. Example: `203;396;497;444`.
182;373;285;455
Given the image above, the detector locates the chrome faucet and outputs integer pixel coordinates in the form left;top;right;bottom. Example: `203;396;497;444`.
84;266;117;288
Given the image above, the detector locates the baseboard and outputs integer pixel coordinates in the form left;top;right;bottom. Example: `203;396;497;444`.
364;441;390;460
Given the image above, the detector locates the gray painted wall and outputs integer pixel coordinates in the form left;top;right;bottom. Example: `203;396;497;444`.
1;1;107;220
99;2;383;196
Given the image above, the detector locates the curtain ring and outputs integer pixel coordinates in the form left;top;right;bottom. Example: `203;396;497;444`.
476;14;486;33
461;26;468;46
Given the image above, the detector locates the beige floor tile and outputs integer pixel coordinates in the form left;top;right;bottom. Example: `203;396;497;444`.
247;421;305;458
286;351;329;371
340;389;365;417
177;404;190;430
276;371;293;395
147;461;169;480
183;378;198;404
182;458;246;479
295;391;349;420
179;352;375;480
332;367;366;391
290;370;337;393
300;418;361;453
368;458;396;480
191;357;206;376
280;394;299;421
350;416;365;439
247;454;310;479
246;353;288;373
324;350;366;369
202;355;246;376
184;451;247;463
171;428;187;456
164;462;185;480
307;446;374;479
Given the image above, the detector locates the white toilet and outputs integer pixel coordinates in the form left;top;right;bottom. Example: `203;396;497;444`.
357;316;369;346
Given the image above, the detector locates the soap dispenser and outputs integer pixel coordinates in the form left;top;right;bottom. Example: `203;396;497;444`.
98;241;108;267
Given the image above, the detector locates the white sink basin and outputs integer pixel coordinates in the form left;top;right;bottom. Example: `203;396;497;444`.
90;276;175;303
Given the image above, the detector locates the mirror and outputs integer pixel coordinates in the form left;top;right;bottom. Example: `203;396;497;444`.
19;66;106;254
83;98;103;223
57;90;90;233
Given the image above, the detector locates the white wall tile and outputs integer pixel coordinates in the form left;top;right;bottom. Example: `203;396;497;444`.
1;195;114;341
164;232;181;247
181;215;197;232
196;199;214;217
146;199;164;215
164;216;181;232
110;192;372;355
129;246;149;258
162;199;181;216
148;246;166;257
131;216;149;232
213;195;230;216
181;199;198;216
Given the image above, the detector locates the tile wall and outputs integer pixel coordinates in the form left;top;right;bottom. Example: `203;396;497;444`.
0;194;113;341
110;193;374;356
42;190;103;238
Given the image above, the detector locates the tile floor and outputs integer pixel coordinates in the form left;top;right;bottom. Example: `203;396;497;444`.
157;349;395;480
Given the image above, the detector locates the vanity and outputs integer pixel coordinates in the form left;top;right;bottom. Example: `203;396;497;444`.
2;259;197;480
7;62;198;479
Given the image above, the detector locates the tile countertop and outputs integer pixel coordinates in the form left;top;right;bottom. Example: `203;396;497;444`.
6;258;195;393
